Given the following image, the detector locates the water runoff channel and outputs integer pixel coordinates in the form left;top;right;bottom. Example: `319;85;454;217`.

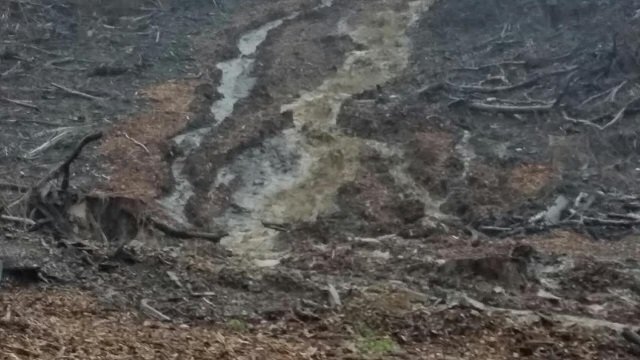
160;0;437;265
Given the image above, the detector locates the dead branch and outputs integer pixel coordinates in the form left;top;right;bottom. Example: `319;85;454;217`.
479;226;513;233
0;97;39;111
562;111;602;129
453;60;526;72
578;216;640;226
451;293;639;333
149;217;227;242
464;100;555;113
261;220;289;232
0;215;36;226
447;67;577;94
38;132;103;191
44;57;75;68
566;97;640;130
139;299;171;321
7;132;103;211
0;182;29;193
26;129;73;159
600;99;635;129
623;328;640;348
0;61;22;78
123;133;151;155
50;82;103;101
608;80;630;102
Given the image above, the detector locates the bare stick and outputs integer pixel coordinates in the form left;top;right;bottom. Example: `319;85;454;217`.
562;111;602;130
565;96;640;130
44;57;75;68
0;62;22;78
601;102;631;130
0;97;39;111
447;67;576;94
0;182;29;192
16;43;60;56
579;80;629;107
140;299;171;321
607;80;630;102
465;100;554;113
5;133;101;210
123;133;151;154
50;82;103;101
0;215;35;226
149;217;227;242
31;132;103;192
453;61;526;72
26;130;73;159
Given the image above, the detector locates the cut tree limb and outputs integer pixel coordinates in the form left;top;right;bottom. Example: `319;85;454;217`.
123;133;151;155
564;96;640;130
465;100;555;113
140;299;171;321
0;97;39;111
450;292;639;332
7;132;103;210
26;129;73;159
623;328;640;347
50;82;104;101
0;182;28;192
49;132;103;191
447;66;577;94
149;217;227;242
0;215;35;226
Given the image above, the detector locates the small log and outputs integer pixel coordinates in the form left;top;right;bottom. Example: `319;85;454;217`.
149;217;227;242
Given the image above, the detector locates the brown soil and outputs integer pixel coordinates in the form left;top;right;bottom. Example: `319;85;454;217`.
99;80;199;200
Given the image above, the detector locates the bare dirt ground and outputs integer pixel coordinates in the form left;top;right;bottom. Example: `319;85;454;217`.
2;0;640;358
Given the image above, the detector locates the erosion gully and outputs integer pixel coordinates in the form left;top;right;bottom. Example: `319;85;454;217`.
161;0;440;264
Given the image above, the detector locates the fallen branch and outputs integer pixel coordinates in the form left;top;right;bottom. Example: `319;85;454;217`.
41;132;103;191
7;132;103;211
608;79;630;102
123;133;151;154
50;82;104;101
623;328;640;348
453;60;526;72
478;226;512;233
140;299;171;321
579;79;630;107
149;217;227;242
447;66;577;94
0;97;39;111
600;100;634;129
44;57;75;68
562;111;602;129
0;61;22;78
578;216;640;226
0;215;36;226
26;129;73;159
261;220;289;232
464;100;555;113
564;96;640;130
450;293;639;333
0;182;29;192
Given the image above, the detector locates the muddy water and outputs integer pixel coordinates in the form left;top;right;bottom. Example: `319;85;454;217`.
455;130;476;179
159;18;294;224
214;0;436;260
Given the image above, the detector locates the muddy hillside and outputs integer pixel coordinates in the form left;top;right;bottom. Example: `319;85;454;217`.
2;0;640;358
